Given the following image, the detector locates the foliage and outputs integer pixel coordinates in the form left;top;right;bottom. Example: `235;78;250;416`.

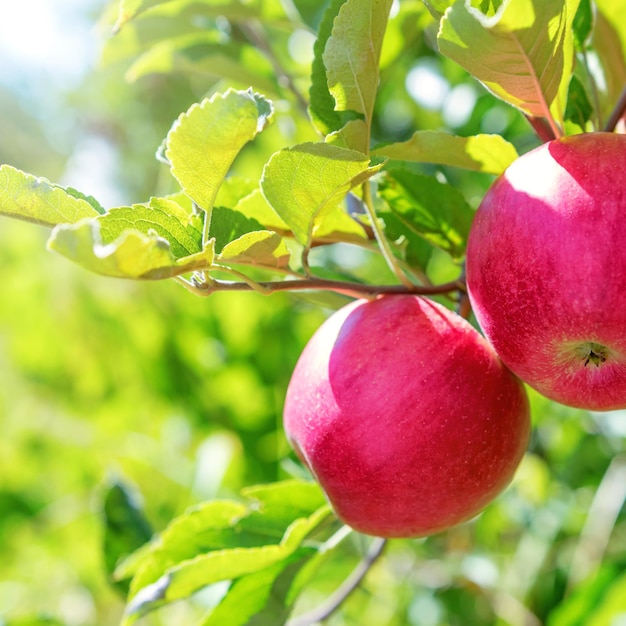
2;0;626;624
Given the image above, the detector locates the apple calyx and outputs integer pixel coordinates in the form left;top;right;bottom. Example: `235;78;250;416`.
578;342;609;368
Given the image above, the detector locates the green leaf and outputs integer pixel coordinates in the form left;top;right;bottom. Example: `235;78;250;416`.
200;551;314;626
218;231;291;269
564;74;593;133
438;0;580;130
309;0;361;137
378;169;473;259
101;479;153;592
47;201;212;279
323;0;394;149
209;207;265;254
0;164;101;227
379;210;433;271
125;507;331;620
572;0;593;49
233;189;291;233
166;89;273;213
118;480;326;597
260;143;380;246
125;34;277;95
371;131;518;175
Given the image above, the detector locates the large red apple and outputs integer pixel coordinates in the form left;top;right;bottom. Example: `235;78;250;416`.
466;132;626;411
283;295;530;538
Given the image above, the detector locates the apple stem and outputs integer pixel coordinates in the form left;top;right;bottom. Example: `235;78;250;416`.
604;85;626;132
287;536;387;626
176;275;466;299
525;116;557;143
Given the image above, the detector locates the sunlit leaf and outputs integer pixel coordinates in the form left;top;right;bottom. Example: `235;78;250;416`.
438;0;580;130
261;143;380;246
378;168;473;259
125;34;277;95
48;219;213;280
309;0;357;136
371;131;518;175
218;231;291;268
0;165;101;227
114;0;170;30
233;189;290;232
166;89;273;213
324;0;393;118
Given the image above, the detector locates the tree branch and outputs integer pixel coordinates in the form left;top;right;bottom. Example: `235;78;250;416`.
287;537;387;626
179;275;466;299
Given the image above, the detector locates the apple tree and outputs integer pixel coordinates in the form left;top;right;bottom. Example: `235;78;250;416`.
3;0;626;624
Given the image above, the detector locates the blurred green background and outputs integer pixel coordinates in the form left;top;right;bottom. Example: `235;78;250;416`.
2;1;626;625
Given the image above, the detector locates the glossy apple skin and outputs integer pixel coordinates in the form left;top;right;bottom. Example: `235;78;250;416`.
283;296;530;538
467;132;626;410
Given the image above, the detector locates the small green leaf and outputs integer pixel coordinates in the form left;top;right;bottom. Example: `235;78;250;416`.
371;131;518;175
0;164;101;227
322;0;394;149
218;231;291;269
572;0;593;49
438;0;580;129
233;189;291;233
261;143;380;246
309;0;357;136
209;207;265;254
564;74;593;134
166;89;274;213
378;169;473;259
48;219;212;280
380;210;433;271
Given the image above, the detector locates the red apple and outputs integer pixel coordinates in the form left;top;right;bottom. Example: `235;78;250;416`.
466;132;626;411
283;295;530;538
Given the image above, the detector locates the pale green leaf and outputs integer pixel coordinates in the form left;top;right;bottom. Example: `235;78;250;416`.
438;0;580;129
0;164;100;227
260;143;379;245
233;189;290;232
313;204;368;242
323;0;394;148
218;231;291;268
378;168;473;259
326;119;371;152
46;200;210;279
114;0;170;30
166;89;274;212
371;131;518;175
47;220;213;280
125;34;277;95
